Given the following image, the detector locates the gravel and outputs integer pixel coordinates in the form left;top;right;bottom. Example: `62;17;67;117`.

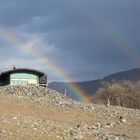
0;85;140;140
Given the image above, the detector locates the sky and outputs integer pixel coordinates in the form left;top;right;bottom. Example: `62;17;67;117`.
0;0;140;82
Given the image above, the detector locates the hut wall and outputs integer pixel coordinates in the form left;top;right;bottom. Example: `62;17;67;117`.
10;73;39;85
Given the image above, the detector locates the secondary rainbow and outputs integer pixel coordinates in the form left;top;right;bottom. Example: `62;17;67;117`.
0;27;93;103
68;0;140;66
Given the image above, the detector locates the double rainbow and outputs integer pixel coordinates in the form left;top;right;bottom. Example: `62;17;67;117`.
0;3;139;103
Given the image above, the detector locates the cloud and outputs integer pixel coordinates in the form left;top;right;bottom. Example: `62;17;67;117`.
0;0;140;81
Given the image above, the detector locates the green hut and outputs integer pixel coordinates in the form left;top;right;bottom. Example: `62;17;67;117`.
0;68;47;86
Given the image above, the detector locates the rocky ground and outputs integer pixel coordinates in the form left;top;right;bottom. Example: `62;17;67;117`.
0;85;139;140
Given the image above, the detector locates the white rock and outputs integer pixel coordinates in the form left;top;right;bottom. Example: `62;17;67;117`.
9;132;13;135
13;116;18;120
120;119;126;123
1;129;6;133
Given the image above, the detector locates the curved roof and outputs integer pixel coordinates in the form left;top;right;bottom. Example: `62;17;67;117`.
0;68;45;77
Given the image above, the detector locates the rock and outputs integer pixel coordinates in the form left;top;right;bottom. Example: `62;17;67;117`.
9;132;13;135
13;116;18;120
105;123;113;128
3;119;8;123
114;137;119;140
16;130;20;133
96;123;101;129
120;118;126;123
33;127;38;131
119;116;126;123
77;122;88;130
1;129;6;133
91;107;94;110
34;122;38;126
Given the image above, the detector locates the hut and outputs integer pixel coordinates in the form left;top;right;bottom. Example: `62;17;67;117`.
0;68;47;86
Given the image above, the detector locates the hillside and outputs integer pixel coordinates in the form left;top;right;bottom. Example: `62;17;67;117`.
0;85;140;140
48;68;140;101
103;68;140;81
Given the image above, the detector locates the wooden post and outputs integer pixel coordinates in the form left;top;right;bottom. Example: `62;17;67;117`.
106;98;110;107
64;89;67;96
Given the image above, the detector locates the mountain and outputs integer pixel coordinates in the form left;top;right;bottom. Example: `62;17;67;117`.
48;68;140;101
103;68;140;81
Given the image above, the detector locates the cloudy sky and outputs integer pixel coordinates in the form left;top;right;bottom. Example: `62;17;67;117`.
0;0;140;82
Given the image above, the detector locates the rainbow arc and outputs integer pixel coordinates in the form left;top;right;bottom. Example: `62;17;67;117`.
0;27;92;103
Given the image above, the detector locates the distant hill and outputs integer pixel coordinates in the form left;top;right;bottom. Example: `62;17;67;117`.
48;80;101;100
103;68;140;81
48;68;140;101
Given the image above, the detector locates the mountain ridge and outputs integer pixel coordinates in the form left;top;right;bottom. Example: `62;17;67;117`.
48;68;140;100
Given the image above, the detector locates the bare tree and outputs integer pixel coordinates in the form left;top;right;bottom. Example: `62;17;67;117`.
95;80;140;109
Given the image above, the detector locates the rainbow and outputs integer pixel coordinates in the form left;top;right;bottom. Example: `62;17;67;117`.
0;27;93;103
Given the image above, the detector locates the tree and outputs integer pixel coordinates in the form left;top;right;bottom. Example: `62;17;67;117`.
95;80;140;109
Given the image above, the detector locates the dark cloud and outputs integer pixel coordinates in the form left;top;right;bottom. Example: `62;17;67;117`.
0;0;140;81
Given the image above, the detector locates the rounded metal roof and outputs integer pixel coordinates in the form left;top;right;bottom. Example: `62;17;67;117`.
0;68;45;77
